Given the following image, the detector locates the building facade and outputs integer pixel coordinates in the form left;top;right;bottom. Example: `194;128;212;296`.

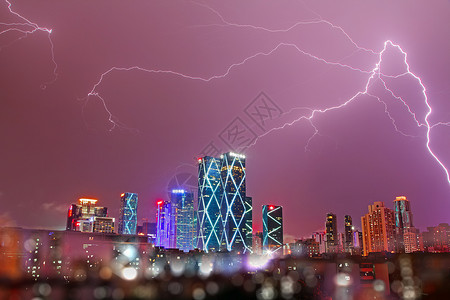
171;189;196;252
344;215;353;253
325;213;338;253
197;152;252;253
66;198;114;233
361;202;396;256
393;196;420;253
220;152;251;253
118;193;138;235
262;205;283;255
197;156;223;252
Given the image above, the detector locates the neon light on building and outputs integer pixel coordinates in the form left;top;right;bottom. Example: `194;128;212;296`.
262;205;283;254
118;193;138;235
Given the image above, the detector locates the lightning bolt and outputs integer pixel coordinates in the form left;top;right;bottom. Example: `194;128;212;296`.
1;0;58;88
79;3;449;184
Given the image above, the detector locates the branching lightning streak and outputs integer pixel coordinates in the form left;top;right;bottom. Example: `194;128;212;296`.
1;0;58;88
83;4;449;184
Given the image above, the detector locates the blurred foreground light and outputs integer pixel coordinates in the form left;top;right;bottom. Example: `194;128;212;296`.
192;287;206;300
373;279;385;292
169;260;185;277
206;281;219;295
335;273;352;287
247;254;271;270
123;246;137;260
99;266;113;280
121;267;137;280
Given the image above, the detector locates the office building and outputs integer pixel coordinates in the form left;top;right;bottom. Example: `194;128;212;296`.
197;156;223;252
118;193;138;235
66;198;114;233
156;200;172;248
344;215;353;253
361;202;396;256
262;205;283;254
220;152;251;253
244;196;253;251
171;189;196;252
393;196;419;253
325;213;338;253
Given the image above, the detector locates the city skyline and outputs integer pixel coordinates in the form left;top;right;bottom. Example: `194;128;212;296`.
1;0;450;239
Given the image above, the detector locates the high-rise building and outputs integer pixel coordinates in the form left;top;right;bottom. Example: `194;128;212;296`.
118;193;138;235
361;201;396;256
262;205;283;255
344;215;353;253
171;189;196;252
156;200;171;248
220;152;251;253
197;156;223;252
393;196;419;253
244;196;253;251
66;198;114;233
197;152;252;253
325;213;338;253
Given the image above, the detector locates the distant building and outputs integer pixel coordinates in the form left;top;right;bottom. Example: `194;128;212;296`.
252;231;263;255
156;200;172;248
393;196;420;253
171;189;196;252
312;231;327;254
66;198;114;233
325;213;338;253
290;238;320;257
137;221;157;243
353;230;363;255
361;202;396;256
262;205;283;255
421;223;450;253
344;215;353;253
118;193;138;235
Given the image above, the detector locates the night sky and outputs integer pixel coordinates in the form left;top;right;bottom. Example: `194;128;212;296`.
1;0;450;240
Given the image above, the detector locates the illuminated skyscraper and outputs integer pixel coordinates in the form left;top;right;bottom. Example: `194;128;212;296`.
325;213;338;253
171;189;195;252
118;193;138;235
156;200;171;248
262;205;283;254
244;196;253;251
344;215;353;253
361;201;396;256
66;198;114;233
197;156;223;252
220;152;251;253
393;196;419;253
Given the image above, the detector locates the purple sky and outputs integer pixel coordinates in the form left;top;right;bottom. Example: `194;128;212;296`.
1;0;450;239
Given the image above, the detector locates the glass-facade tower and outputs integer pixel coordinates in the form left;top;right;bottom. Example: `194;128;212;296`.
197;156;223;252
220;152;251;253
262;205;283;254
118;193;138;235
171;189;195;252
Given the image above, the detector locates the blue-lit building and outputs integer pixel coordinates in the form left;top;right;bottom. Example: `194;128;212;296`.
262;205;283;255
118;193;138;235
220;152;251;253
156;200;171;248
171;189;195;252
197;156;223;252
